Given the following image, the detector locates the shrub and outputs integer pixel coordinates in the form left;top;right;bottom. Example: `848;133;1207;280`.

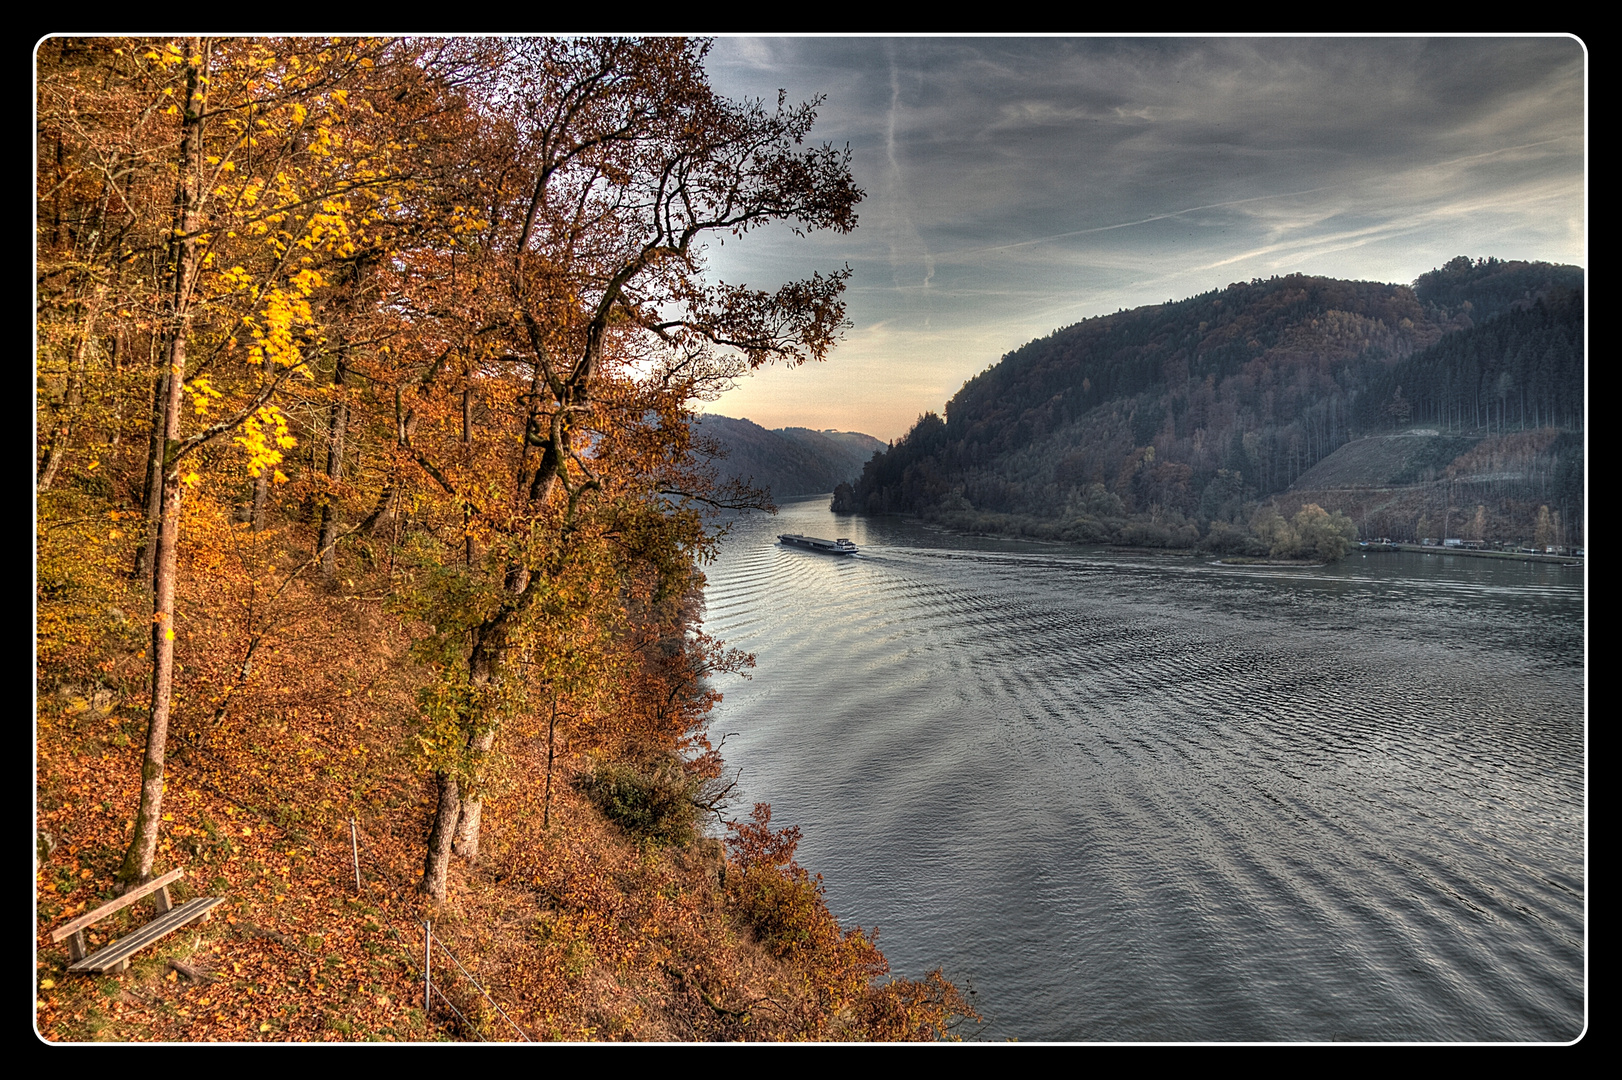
724;803;979;1040
724;804;825;959
854;970;980;1041
576;756;706;847
1202;519;1266;555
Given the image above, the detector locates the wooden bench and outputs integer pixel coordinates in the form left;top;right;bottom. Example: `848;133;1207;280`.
49;868;224;975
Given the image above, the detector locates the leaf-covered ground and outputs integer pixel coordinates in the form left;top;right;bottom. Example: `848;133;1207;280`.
35;578;973;1044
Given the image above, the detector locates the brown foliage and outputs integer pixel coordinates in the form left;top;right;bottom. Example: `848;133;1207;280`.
37;35;969;1043
723;805;978;1040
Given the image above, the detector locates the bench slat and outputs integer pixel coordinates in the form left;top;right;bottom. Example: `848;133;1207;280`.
68;896;224;974
50;868;187;944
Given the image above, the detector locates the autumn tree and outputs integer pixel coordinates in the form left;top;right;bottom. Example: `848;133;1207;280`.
381;38;861;902
1291;503;1358;561
1250;502;1357;561
39;28;866;925
36;36;491;884
1535;505;1555;549
36;39;995;1045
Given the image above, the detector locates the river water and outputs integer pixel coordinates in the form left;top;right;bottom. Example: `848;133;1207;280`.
699;496;1586;1042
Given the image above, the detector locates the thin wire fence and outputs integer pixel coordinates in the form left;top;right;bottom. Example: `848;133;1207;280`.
431;926;531;1041
346;817;533;1042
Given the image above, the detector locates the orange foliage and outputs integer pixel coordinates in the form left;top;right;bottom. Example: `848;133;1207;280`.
724;805;977;1040
37;36;973;1043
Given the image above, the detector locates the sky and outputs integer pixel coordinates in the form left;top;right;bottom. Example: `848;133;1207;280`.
693;35;1586;443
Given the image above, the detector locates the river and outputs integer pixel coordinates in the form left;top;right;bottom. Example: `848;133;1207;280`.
699;496;1586;1042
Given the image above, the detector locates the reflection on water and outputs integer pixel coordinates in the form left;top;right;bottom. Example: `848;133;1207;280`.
702;496;1585;1042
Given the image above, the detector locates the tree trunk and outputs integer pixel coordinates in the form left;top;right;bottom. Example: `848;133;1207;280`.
37;287;105;493
462;387;475;567
450;729;490;861
133;352;169;584
448;621;505;862
251;468;270;532
120;468;184;884
119;40;207;886
106;322;126;461
420;771;462;901
424;596;518;882
317;356;349;580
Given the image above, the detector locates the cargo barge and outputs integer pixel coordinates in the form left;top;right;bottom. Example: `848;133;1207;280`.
778;533;859;555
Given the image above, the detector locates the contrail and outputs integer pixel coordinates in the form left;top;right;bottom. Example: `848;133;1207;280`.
883;41;932;291
930;186;1341;263
922;136;1575;266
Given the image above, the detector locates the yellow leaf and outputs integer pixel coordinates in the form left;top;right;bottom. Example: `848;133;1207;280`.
165;628;175;641
40;980;54;990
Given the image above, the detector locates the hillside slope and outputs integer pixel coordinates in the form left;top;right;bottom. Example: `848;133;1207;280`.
848;257;1583;546
34;539;974;1043
694;415;885;500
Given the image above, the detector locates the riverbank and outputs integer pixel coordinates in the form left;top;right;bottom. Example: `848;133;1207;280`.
877;510;1583;569
1212;555;1333;567
1365;542;1583;566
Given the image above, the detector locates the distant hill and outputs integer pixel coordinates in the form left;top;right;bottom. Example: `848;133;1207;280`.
693;415;886;501
845;257;1583;547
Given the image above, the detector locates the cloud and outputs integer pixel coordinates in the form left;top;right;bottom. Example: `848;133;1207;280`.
700;36;1584;434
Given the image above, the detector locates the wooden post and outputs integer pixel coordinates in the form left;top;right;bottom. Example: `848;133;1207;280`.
350;819;361;894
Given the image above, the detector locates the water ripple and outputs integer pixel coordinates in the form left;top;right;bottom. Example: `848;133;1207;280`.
702;501;1585;1042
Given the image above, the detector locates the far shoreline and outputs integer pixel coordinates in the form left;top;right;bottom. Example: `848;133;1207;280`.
814;496;1584;569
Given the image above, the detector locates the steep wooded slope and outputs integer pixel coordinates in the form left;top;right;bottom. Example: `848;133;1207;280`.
848;258;1583;545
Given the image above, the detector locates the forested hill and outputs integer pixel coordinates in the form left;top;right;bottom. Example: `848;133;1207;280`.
694;414;886;500
1356;282;1583;433
844;257;1583;546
